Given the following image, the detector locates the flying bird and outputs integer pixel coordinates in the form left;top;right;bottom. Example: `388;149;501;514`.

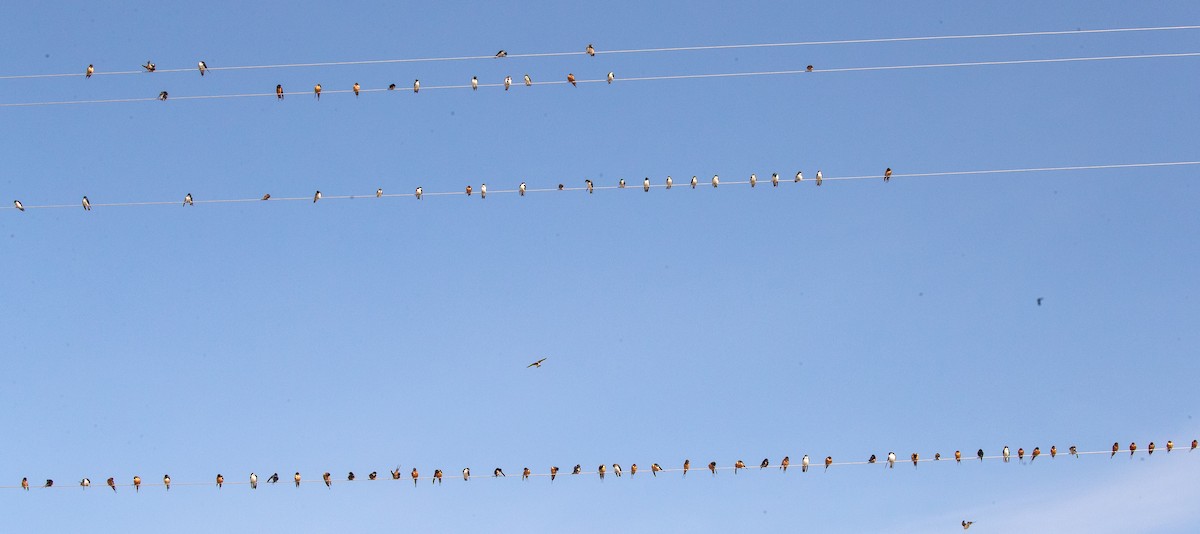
164;474;171;491
522;468;530;480
598;464;606;480
496;50;507;58
651;463;662;476
433;470;442;484
268;473;280;484
955;450;962;463
313;190;321;203
815;170;823;186
567;73;576;87
734;460;745;474
250;473;257;489
13;200;24;212
607;71;614;84
134;475;141;491
462;468;470;481
217;474;224;488
183;193;193;206
471;76;478;91
276;85;284;99
613;464;622;477
771;173;779;187
198;61;207;76
261;194;271;200
353;82;360;97
801;455;810;472
586;44;595;56
494;468;505;477
550;466;558;481
824;456;833;471
142;61;156;72
323;472;331;488
524;74;531;86
504;76;511;90
691;176;698;188
707;462;717;475
887;452;896;469
293;472;301;487
158;91;168;101
376;188;383;198
519;182;526;196
884;167;892;182
415;186;423;200
643;177;650;192
712;175;719;187
527;357;547;368
780;456;789;472
86;64;94;78
962;520;974;530
414;79;420;93
760;458;769;469
465;185;472;196
1032;447;1041;462
683;460;690;476
481;183;487;199
750;173;757;187
1003;446;1010;463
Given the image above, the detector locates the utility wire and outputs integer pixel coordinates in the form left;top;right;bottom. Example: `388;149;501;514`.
1;24;1197;80
3;443;1194;491
3;161;1197;212
2;51;1197;108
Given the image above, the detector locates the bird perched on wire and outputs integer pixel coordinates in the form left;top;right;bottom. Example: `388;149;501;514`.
815;170;823;186
572;464;581;475
268;473;280;484
44;479;54;488
607;71;614;84
198;61;207;76
683;460;690;476
613;464;622;477
293;472;301;487
1167;440;1174;453
712;175;719;187
134;475;141;491
462;468;470;481
567;73;576;87
1112;442;1119;458
388;83;396;90
760;458;769;469
183;193;193;206
795;171;803;182
522;468;530;480
481;183;487;199
1129;442;1137;457
1003;446;1010;463
586;179;594;193
524;74;532;86
1050;446;1057;459
347;472;356;481
250;473;257;489
707;462;717;475
471;76;478;91
368;472;377;480
433;470;443;484
13;200;24;212
806;65;814;72
493;468;505;477
21;478;28;491
1032;447;1041;462
558;184;564;190
414;79;420;93
504;76;511;91
824;456;833;471
801;455;810;473
86;64;94;78
868;454;877;464
411;468;419;486
353;82;360;97
1018;448;1024;462
586;43;595;56
1192;439;1198;451
158;91;168;101
164;474;171;491
884;167;892;182
911;453;919;467
323;472;331;488
955;450;962;463
390;467;401;480
261;193;270;200
734;460;745;474
415;186;423;200
550;466;558;481
630;464;638;477
887;452;896;469
142;61;156;72
652;463;662;476
977;449;984;462
313;83;322;100
1149;442;1156;455
519;182;526;196
276;85;284;99
771;173;779;187
313;190;321;203
598;464;606;480
465;185;473;196
780;456;789;472
750;173;757;187
495;50;507;58
618;178;626;189
643;177;650;192
666;176;673;189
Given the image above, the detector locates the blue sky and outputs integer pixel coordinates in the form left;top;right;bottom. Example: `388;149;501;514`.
1;1;1199;532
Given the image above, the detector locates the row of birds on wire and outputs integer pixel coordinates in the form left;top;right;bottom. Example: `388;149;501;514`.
7;170;877;212
11;440;1197;492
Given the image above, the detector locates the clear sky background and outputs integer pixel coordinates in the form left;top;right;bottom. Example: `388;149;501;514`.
1;1;1198;532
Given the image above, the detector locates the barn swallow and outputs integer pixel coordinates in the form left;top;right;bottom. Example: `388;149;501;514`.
707;462;717;475
1003;446;1010;463
1031;447;1040;462
801;455;810;472
1050;446;1057;458
414;79;420;93
573;465;582;475
504;76;511;90
586;44;595;56
607;71;614;84
388;84;395;90
250;473;257;489
652;463;662;476
884;167;892;182
465;185;472;196
750;174;757;187
376;188;383;198
184;193;193;206
1149;442;1156;455
198;61;207;76
613;464;622;477
142;61;156;72
935;453;941;461
712;175;719;187
158;91;168;101
293;472;301;487
550;466;558;480
815;170;823;186
462;468;470;481
1167;441;1173;453
598;464;605;480
472;76;478;91
434;470;442;484
164;475;171;490
268;473;280;484
683;460;690;476
86;64;94;78
276;85;284;99
1130;442;1137;457
44;479;53;487
630;464;638;477
527;357;547;368
887;452;896;469
481;183;487;199
496;50;507;58
962;520;973;530
1192;440;1198;451
411;468;419;486
353;82;360;97
567;73;576;87
824;456;832;471
869;454;877;464
494;468;505;477
586;179;594;193
806;65;814;72
13;200;24;211
911;453;919;467
323;472;331;487
519;182;526;196
795;171;803;182
217;474;224;488
134;475;141;491
313;191;321;203
955;450;962;463
391;468;402;479
771;173;779;187
22;477;28;490
760;458;769;469
415;187;423;200
262;194;270;200
734;460;745;473
780;456;789;472
522;468;530;480
1018;448;1024;462
666;176;673;189
643;177;650;192
1070;446;1078;458
369;472;377;480
524;74;531;86
314;84;321;99
619;178;625;189
691;176;698;188
558;184;564;190
977;449;984;462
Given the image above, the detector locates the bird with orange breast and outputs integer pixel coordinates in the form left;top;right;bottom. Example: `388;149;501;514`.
707;462;717;475
411;468;419;486
824;456;833;471
567;73;576;87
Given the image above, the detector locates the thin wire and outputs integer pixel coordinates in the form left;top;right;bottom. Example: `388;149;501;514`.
2;51;1197;108
3;161;1197;212
3;444;1194;490
2;24;1197;80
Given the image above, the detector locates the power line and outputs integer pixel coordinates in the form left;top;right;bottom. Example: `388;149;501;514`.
3;442;1194;491
3;161;1197;212
2;50;1198;108
1;24;1197;81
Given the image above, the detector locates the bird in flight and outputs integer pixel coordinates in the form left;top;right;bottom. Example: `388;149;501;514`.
527;357;548;368
13;200;24;212
567;73;576;87
962;520;974;530
1037;297;1043;306
142;61;156;72
198;61;207;76
86;64;94;78
276;85;284;99
496;50;507;58
586;43;596;56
